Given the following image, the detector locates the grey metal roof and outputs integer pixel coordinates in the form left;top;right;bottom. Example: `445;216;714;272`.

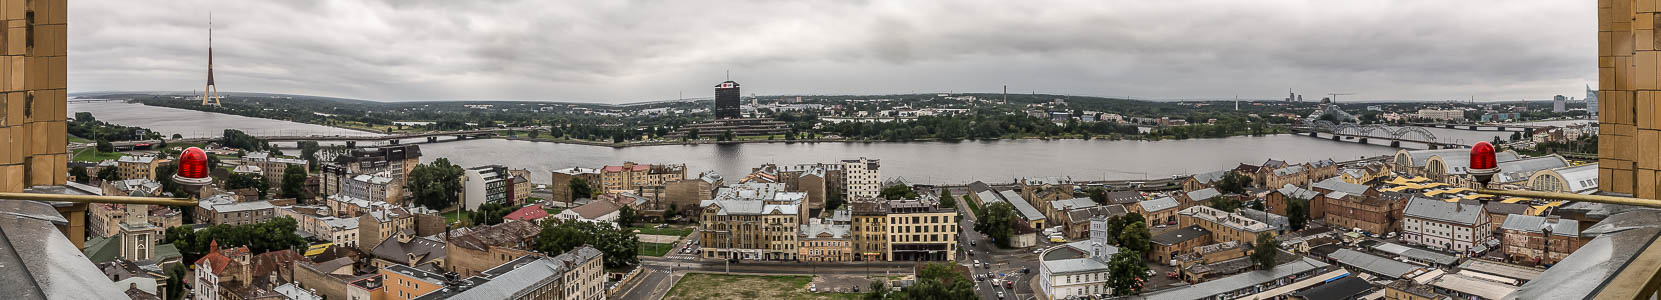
1273;165;1307;177
1429;150;1522;175
1049;198;1098;211
1544;163;1599;194
1105;191;1144;204
1311;177;1369;195
1042;257;1111;275
1328;248;1422;279
800;221;851;239
1276;184;1319;201
1493;155;1570;183
1459;259;1544;282
1186;188;1221;202
1145;257;1331;300
0;198;131;299
1189;170;1230;185
1000;190;1046;222
1403;196;1484;226
1139;197;1180;213
975;190;1006;205
1290;276;1373;300
1509;209;1661;299
1369;242;1459;266
1499;214;1579;236
1236;208;1288;230
440;248;601;300
1152;225;1211;245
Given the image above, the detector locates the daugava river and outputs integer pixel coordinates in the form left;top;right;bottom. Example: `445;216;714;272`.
74;102;1424;185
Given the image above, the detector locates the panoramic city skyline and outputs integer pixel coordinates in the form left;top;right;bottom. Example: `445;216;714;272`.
71;0;1593;103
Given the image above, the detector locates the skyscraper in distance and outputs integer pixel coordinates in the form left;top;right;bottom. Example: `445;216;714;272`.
715;81;741;119
1587;85;1599;119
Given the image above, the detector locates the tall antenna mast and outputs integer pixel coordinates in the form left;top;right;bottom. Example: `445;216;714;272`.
202;12;221;107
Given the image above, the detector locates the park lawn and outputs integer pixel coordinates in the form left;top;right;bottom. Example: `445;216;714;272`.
443;210;469;223
965;195;983;217
543;207;565;216
629;225;693;237
71;149;124;162
639;242;676;257
67;134;92;143
665;273;864;300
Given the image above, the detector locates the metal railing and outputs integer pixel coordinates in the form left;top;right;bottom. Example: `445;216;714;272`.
0;192;197;207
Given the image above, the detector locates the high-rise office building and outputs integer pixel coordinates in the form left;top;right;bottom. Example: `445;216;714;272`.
1586;85;1599;119
1554;95;1567;112
715;81;741;119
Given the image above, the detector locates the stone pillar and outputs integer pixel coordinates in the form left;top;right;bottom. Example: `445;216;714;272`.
1;0;68;192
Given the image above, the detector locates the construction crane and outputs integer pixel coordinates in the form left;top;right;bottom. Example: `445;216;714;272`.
1327;93;1355;102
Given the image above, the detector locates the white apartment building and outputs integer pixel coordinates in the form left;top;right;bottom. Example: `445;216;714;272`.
842;157;881;200
1416;109;1466;122
1401;197;1491;253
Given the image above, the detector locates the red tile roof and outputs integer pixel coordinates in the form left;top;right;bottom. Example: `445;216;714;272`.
504;204;550;222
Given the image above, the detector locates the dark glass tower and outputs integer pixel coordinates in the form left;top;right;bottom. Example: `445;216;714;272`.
715;81;741;119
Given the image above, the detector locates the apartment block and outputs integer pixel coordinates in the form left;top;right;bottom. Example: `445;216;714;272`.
600;162;686;196
550;167;601;203
842;157;881;201
116;155;161;181
1177;205;1277;245
696;183;805;261
884;198;957;261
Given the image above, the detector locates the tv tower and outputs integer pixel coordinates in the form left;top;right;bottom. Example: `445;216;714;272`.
202;13;221;107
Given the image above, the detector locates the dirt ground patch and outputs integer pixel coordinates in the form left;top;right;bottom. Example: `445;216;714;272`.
665;273;863;300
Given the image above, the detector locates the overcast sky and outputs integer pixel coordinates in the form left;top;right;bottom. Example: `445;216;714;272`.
70;0;1594;103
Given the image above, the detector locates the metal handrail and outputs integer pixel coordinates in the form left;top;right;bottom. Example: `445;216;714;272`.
0;192;198;207
1474;189;1661;209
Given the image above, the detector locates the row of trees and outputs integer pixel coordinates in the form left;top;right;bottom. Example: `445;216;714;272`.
408;158;467;210
161;217;308;265
865;263;975;299
71;112;164;142
533;219;640;268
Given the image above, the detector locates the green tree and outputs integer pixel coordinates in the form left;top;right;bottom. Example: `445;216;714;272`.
1086;187;1109;205
1206;196;1242;213
1118;221;1152;254
95;139;114;152
1108;249;1149;295
617;206;637;228
1215;172;1253;195
887;263;976;299
69;166;89;184
165;263;187;300
279;165;307;199
662;203;679;221
162;217;307;265
408;158;467;210
826;192;846;211
975;202;1017;248
879;184;918;200
1287;199;1309;230
467;202;518;226
1251;233;1278;270
534;220;639;268
937;189;956;209
95;165;119;181
568;177;594;204
225;172;270;199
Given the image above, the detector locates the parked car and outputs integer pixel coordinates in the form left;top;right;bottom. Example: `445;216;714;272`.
1003;280;1014;289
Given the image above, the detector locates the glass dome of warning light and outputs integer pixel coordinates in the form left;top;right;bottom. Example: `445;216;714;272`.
177;147;209;180
1469;141;1497;171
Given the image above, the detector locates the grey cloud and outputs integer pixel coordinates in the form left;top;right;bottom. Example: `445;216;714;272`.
68;0;1596;103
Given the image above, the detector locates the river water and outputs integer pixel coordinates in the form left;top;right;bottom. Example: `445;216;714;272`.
68;102;382;138
70;102;1411;184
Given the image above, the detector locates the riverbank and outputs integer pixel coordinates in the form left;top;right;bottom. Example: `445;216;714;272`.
492;131;1287;149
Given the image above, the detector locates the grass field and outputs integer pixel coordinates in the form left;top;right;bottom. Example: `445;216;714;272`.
68;135;92;143
71;149;124;162
665;273;864;300
639;242;676;257
629;225;694;237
